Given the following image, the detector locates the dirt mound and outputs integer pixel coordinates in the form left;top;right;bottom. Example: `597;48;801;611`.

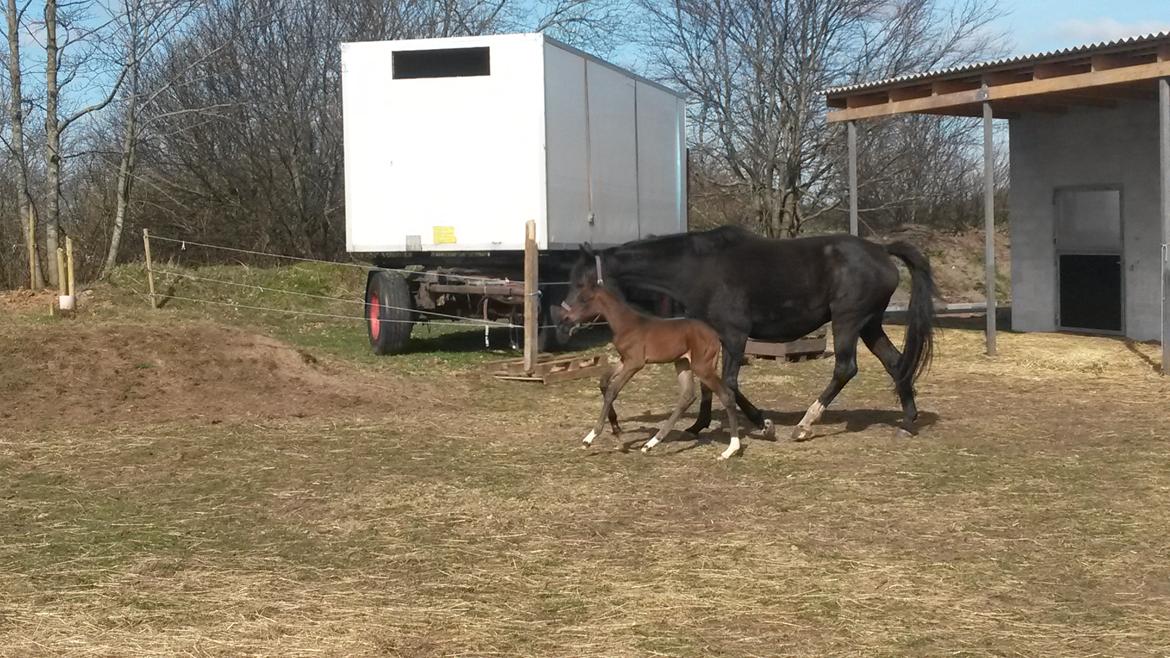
0;322;402;430
0;288;57;314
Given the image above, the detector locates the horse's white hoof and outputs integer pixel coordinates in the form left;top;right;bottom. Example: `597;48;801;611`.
581;430;597;447
762;419;775;439
792;425;814;441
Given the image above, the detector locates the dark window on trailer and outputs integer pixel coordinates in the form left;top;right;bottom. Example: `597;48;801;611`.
392;47;490;79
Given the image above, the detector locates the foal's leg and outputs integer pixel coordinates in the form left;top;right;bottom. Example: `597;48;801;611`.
685;333;770;435
641;360;697;454
860;316;919;437
699;376;741;460
598;368;622;435
792;317;862;441
583;361;640;448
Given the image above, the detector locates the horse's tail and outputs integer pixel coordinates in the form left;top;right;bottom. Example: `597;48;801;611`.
884;241;937;387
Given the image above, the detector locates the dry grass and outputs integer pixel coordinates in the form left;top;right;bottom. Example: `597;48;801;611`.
2;318;1170;656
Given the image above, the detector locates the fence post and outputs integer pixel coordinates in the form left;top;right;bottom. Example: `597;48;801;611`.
55;247;67;299
65;236;75;297
523;219;539;375
143;228;157;309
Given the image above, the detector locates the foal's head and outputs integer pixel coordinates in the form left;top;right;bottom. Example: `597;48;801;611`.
559;244;603;333
559;277;607;332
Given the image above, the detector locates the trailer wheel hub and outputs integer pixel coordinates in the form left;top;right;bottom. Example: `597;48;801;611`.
368;293;381;340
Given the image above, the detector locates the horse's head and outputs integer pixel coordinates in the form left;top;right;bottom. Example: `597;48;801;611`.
558;244;603;334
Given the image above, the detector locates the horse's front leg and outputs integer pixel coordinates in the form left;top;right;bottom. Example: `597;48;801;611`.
583;362;639;448
715;336;773;437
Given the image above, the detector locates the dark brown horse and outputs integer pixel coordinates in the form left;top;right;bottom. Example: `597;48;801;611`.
560;278;744;460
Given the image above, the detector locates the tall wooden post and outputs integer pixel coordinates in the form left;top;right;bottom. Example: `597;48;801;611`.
1159;78;1170;374
55;247;67;297
847;120;859;236
143;228;157;309
982;96;997;357
65;236;75;296
523;219;539;374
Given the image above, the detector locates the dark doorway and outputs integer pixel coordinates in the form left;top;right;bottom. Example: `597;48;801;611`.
1055;187;1123;334
1058;254;1123;332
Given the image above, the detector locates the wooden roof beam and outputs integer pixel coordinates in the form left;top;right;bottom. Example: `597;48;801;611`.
827;59;1170;122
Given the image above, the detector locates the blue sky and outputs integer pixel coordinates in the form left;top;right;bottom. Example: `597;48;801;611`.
999;0;1170;54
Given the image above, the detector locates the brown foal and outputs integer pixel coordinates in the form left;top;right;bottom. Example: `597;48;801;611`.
560;280;743;460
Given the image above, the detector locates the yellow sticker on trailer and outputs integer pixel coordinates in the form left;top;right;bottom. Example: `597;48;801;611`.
432;226;456;245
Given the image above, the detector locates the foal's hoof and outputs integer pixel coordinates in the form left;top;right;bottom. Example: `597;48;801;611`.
762;419;776;439
791;425;814;442
894;427;916;439
716;448;740;461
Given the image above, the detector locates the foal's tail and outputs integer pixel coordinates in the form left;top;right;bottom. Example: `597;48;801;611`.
885;241;937;387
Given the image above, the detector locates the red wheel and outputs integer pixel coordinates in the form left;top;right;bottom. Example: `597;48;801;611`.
368;293;382;342
366;271;413;354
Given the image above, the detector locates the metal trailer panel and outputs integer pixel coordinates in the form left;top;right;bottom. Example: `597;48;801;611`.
543;42;687;248
583;60;639;246
635;81;687;239
342;34;548;253
542;43;590;248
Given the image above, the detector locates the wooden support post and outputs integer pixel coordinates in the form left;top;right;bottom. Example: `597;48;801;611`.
523;219;539;375
55;247;67;297
847;120;859;236
983;98;997;357
1159;78;1170;374
143;228;157;309
26;207;37;290
65;236;75;297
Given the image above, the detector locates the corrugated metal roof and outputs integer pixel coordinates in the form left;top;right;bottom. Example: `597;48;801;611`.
824;30;1170;97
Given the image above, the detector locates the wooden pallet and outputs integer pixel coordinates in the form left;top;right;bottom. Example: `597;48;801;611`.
491;353;611;384
744;334;827;362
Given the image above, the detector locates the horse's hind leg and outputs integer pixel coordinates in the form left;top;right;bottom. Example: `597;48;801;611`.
599;367;622;435
642;360;697;454
698;376;741;460
860;316;918;437
686;334;769;435
792;317;862;441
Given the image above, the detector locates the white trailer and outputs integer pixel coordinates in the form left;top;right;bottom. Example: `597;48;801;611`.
341;33;687;353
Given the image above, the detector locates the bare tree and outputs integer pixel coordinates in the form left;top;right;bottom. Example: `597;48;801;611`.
4;0;42;286
100;0;200;276
642;0;1003;237
42;0;132;285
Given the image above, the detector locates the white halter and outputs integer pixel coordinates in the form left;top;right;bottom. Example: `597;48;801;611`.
595;254;604;285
